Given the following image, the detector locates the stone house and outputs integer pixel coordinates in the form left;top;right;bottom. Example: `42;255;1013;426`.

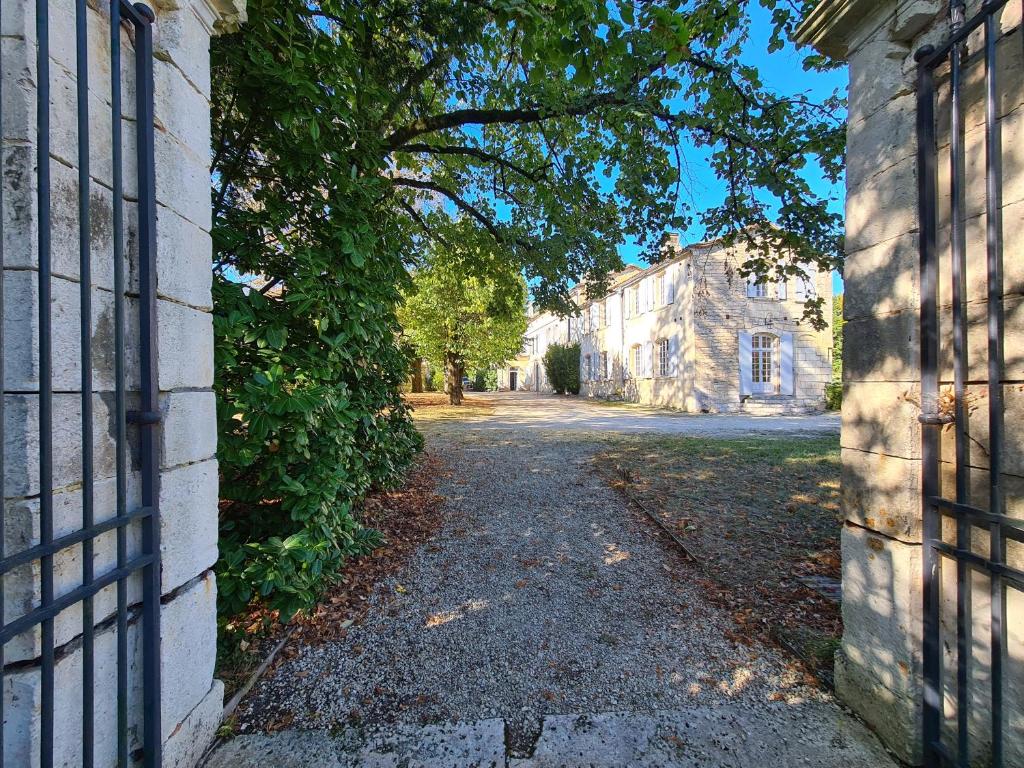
503;234;834;414
497;300;579;392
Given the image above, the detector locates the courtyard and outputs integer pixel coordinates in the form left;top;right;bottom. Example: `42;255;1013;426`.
208;395;889;767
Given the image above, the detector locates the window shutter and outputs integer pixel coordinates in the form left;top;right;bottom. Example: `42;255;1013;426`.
624;290;631;319
644;341;654;378
746;278;758;298
780;332;795;394
666;267;675;304
739;331;753;396
796;277;815;301
669;335;679;375
777;279;788;300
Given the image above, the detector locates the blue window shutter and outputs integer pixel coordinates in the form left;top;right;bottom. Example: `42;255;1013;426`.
780;332;795;394
739;331;753;395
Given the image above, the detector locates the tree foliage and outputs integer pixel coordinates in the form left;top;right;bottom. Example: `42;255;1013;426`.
209;0;843;616
398;233;528;404
544;343;582;395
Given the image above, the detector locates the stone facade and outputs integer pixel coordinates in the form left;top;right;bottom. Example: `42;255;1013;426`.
2;0;240;764
798;0;1023;764
504;236;833;413
498;308;576;393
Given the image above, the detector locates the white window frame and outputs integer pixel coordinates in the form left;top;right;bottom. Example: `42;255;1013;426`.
631;344;643;378
751;333;778;393
657;338;670;377
746;277;767;298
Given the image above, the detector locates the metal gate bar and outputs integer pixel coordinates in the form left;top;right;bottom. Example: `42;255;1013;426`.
0;2;162;766
916;0;1022;765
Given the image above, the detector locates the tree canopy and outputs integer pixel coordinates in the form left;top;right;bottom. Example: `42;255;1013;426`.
209;0;843;619
216;0;843;323
399;230;528;404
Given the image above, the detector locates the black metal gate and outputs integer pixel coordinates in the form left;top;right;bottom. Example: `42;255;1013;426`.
1;2;162;766
916;1;1021;765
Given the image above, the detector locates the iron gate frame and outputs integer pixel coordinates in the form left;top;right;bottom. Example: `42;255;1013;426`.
0;1;162;766
915;0;1023;766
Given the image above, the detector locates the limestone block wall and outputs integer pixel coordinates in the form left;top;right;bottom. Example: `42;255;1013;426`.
575;243;833;412
2;0;239;764
690;245;832;413
799;0;1023;763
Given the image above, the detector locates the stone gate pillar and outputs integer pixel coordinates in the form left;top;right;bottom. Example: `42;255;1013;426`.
2;0;244;765
797;0;1023;764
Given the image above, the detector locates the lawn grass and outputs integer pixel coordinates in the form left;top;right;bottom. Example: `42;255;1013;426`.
594;432;843;683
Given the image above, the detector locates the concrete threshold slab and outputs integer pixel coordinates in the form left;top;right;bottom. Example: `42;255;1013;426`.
205;719;506;768
206;702;895;768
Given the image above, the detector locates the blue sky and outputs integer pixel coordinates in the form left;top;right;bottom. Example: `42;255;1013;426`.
615;4;849;295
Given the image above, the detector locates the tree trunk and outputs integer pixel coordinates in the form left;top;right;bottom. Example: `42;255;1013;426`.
445;352;464;405
411;357;424;393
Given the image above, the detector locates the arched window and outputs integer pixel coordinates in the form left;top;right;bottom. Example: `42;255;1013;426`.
751;333;779;393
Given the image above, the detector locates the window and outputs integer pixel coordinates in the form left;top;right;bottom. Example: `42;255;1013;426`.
631;285;641;315
751;333;777;393
776;279;788;300
795;276;816;301
590;302;600;330
632;344;644;378
654;273;664;307
657;338;670;377
598;301;606;327
746;277;767;298
584;354;592;381
600;351;609;380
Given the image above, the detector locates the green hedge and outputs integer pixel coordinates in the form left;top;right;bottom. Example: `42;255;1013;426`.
543;343;581;395
825;381;842;410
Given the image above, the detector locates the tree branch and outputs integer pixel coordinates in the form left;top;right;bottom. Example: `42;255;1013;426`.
392;176;507;241
396;143;550;182
384;90;635;149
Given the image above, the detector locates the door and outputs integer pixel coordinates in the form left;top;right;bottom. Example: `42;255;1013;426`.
509;371;518;391
750;333;778;394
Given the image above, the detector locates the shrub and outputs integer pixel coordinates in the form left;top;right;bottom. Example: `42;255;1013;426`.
473;369;487;391
483;368;498;391
825;381;842;410
543;343;581;395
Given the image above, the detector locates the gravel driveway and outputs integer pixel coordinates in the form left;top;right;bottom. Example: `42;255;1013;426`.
210;415;888;767
441;391;840;435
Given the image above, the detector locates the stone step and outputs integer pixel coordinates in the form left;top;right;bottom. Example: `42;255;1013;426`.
204;701;895;767
740;400;820;416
